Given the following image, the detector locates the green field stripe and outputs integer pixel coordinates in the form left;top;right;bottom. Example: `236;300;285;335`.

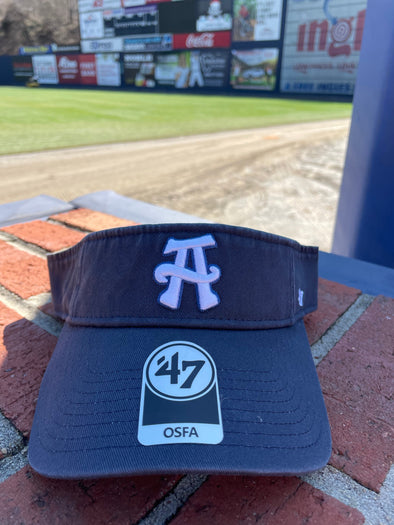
0;87;352;155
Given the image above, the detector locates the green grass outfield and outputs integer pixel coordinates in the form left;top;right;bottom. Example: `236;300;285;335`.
0;86;352;155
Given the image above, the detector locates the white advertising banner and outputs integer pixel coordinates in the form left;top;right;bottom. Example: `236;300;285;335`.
79;11;105;40
32;54;59;84
233;0;283;42
81;37;123;53
122;0;146;6
280;0;367;95
254;0;283;40
78;0;121;13
96;53;121;85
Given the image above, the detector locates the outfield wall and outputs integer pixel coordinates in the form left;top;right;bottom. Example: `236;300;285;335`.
2;0;367;98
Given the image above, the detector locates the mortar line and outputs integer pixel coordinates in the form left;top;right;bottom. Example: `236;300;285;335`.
0;284;62;337
0;410;25;456
0;231;48;259
47;217;93;234
137;474;208;525
302;464;394;525
0;447;28;484
25;292;53;309
311;293;375;365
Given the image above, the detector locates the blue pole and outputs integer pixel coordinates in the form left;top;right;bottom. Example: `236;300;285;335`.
332;0;394;268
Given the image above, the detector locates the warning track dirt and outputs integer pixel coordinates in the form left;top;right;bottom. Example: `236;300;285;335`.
0;119;350;251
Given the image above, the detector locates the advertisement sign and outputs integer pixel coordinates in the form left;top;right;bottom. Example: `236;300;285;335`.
155;50;228;88
196;0;232;32
79;54;97;84
12;56;33;82
78;0;121;13
96;53;121;85
173;31;231;49
198;49;229;86
154;53;180;86
104;6;159;37
122;0;146;5
119;0;173;5
80;11;105;39
124;53;156;87
32;55;59;84
232;0;283;42
230;47;278;89
81;37;123;53
57;55;81;84
51;44;81;53
19;45;52;55
280;0;367;95
124;34;172;51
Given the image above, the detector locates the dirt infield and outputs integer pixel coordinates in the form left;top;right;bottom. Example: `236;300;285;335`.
0;118;350;251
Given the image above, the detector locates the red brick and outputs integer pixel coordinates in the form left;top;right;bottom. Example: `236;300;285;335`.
0;240;50;298
1;220;85;253
318;295;394;492
0;300;21;330
0;467;179;525
171;476;364;525
305;279;361;345
0;302;57;435
50;208;137;232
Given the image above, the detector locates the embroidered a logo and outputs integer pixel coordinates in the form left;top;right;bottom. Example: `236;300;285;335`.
154;234;220;311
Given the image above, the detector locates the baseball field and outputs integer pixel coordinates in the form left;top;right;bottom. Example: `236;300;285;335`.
0;86;352;251
0;87;352;155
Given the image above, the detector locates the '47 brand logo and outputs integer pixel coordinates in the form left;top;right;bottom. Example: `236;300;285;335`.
154;234;221;311
146;342;215;401
138;341;223;446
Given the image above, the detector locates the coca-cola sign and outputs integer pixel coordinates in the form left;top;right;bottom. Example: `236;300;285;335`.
173;31;231;50
186;33;214;48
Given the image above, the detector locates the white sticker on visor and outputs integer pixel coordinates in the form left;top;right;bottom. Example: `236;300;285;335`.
138;341;223;446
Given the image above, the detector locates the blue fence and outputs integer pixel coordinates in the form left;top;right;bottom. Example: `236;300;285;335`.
0;56;13;85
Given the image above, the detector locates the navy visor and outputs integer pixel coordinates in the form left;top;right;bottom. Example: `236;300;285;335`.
29;223;331;478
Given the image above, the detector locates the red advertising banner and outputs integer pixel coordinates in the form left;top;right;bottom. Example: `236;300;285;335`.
173;31;231;50
78;54;97;85
57;55;81;84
